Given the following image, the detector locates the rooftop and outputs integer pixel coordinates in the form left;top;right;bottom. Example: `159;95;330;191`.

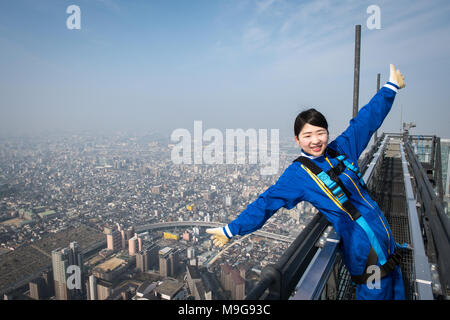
155;278;183;299
159;247;172;256
95;257;126;272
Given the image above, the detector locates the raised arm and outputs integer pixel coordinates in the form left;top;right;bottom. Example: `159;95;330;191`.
332;64;405;162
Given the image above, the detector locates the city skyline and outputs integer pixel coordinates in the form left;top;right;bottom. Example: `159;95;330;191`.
0;131;309;300
1;128;448;300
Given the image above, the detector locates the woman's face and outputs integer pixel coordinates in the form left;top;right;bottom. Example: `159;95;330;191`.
295;123;329;157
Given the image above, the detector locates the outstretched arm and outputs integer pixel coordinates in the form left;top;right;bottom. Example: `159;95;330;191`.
332;64;405;162
207;164;304;246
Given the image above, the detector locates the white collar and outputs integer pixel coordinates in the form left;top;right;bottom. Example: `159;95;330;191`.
301;150;321;160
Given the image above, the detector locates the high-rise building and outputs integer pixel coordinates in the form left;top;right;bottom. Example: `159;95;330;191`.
117;223;127;249
141;243;160;272
136;243;159;273
239;266;246;279
159;247;172;278
221;264;246;300
159;247;180;278
136;251;146;273
231;269;245;300
68;242;84;271
128;237;138;256
186;265;202;300
114;224;138;250
128;233;143;256
88;275;97;300
126;226;135;242
138;236;143;252
220;264;233;292
96;280;113;300
105;228;122;252
52;247;70;300
51;241;84;300
29;277;46;300
169;249;180;277
69;242;84;299
120;229;126;249
41;270;54;298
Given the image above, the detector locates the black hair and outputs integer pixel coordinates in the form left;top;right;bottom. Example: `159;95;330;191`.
294;108;328;137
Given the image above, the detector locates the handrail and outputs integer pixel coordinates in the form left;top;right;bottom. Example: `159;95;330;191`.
359;133;385;172
290;227;340;300
404;140;450;297
245;213;329;300
362;134;388;185
400;142;434;299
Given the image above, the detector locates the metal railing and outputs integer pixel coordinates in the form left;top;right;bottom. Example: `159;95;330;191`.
400;142;433;299
245;213;329;300
404;140;450;297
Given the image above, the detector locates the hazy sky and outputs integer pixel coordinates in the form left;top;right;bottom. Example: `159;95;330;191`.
1;0;449;139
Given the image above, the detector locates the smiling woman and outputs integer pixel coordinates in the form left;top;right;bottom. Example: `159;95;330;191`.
208;64;409;300
293;108;329;157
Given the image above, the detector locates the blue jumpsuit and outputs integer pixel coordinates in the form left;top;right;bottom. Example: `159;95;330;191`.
224;83;406;300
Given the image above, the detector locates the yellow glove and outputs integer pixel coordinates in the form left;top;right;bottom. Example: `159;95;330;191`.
389;64;405;89
206;227;231;248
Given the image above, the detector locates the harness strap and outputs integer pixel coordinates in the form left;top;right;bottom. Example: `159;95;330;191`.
325;147;340;158
351;248;403;285
327;147;367;188
294;156;361;220
342;158;367;188
355;217;387;265
293;148;396;279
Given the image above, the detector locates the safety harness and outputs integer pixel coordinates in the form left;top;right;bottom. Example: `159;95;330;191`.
293;147;403;285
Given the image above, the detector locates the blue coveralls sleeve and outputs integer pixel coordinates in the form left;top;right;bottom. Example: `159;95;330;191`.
227;165;304;237
332;86;397;162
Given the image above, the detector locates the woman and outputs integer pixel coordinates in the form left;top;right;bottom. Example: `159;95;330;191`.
207;64;406;300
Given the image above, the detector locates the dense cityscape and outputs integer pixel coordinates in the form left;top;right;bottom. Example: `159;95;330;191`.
0;131;320;300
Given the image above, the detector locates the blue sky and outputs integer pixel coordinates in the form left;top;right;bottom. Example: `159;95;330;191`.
1;0;450;139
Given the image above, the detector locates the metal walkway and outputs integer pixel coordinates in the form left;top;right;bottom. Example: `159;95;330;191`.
246;133;450;300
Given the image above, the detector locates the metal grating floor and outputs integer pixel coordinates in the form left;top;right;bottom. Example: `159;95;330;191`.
332;140;419;300
372;151;415;300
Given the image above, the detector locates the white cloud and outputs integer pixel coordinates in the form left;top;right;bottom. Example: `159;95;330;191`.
242;25;271;51
239;0;363;56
